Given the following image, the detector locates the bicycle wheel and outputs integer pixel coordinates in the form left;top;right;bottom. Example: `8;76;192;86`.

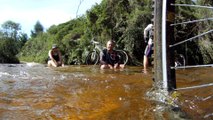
175;54;185;67
116;50;128;65
85;51;100;65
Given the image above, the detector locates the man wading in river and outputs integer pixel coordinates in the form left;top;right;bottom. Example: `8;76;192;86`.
143;24;154;73
100;40;125;69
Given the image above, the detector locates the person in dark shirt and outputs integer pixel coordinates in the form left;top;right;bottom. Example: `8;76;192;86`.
47;44;64;67
100;40;125;69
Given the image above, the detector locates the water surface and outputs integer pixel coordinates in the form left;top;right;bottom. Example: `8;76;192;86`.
0;63;212;120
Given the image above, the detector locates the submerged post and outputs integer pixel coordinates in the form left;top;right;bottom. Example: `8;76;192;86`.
154;0;176;91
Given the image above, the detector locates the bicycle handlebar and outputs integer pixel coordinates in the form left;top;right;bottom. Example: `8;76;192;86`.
90;39;100;45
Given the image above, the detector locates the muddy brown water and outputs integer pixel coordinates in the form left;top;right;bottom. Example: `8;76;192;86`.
0;63;212;120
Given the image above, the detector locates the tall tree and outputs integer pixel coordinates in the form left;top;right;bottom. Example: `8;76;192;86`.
18;33;28;48
1;20;21;40
0;20;28;63
31;21;44;38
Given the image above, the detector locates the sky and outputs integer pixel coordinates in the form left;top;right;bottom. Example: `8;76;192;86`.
0;0;102;36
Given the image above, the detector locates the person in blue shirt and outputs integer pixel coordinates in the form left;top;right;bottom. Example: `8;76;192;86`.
100;40;125;69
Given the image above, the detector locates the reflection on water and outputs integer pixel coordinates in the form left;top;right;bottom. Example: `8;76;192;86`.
0;63;212;119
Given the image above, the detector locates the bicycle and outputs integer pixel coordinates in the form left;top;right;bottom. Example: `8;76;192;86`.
85;39;129;65
174;53;186;67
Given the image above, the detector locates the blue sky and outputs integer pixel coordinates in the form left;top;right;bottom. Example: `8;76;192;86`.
0;0;102;36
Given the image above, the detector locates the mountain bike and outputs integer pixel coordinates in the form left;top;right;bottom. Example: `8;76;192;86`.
174;53;186;67
85;39;129;65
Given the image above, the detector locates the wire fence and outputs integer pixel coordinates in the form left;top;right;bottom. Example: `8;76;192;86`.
168;3;213;90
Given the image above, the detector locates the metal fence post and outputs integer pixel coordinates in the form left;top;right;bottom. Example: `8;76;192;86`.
154;0;176;91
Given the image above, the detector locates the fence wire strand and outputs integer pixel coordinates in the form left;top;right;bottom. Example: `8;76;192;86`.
170;29;213;48
171;18;213;26
175;83;213;91
171;4;213;9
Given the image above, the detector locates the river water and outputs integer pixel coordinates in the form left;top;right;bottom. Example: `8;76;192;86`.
0;63;212;120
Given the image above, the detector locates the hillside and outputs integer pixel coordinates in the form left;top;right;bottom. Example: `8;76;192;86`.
17;0;213;65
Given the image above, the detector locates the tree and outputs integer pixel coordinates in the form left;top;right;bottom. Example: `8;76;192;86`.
1;20;21;40
0;38;20;63
0;20;28;63
31;21;44;38
19;33;28;47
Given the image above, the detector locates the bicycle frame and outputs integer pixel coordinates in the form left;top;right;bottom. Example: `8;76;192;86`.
86;39;128;65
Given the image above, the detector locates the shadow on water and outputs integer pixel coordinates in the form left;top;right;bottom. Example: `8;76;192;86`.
0;63;212;120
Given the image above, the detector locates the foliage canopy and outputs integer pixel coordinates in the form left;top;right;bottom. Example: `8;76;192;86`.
1;0;211;65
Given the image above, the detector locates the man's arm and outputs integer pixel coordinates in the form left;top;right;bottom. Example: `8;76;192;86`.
99;50;107;65
58;51;63;63
48;50;57;64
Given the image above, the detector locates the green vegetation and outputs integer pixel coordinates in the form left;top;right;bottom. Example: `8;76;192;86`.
174;0;213;65
19;0;154;65
196;0;213;64
0;20;27;63
1;0;212;65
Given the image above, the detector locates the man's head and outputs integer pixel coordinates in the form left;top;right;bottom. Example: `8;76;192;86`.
106;40;115;51
52;44;58;49
52;44;59;52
